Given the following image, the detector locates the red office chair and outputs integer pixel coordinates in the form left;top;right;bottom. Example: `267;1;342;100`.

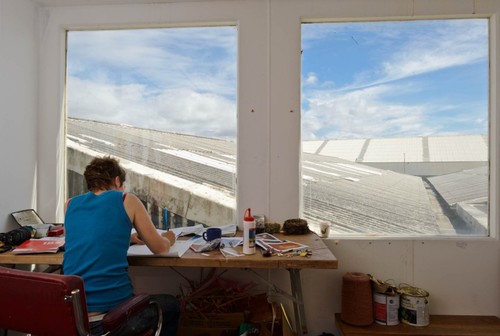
0;266;162;336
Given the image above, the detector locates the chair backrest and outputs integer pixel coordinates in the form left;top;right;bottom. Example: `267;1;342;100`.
0;266;90;336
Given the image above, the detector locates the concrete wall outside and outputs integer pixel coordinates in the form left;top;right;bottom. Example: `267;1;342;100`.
66;147;235;227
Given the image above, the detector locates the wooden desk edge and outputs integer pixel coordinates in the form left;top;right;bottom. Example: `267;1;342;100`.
0;233;338;270
0;252;338;269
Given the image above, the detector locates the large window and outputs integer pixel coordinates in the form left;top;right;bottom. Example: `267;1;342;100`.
66;26;237;228
301;19;489;236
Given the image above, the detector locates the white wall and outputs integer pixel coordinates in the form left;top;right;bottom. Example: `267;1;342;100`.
1;1;499;335
0;0;38;230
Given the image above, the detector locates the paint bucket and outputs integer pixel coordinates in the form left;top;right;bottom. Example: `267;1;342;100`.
373;292;400;326
369;275;400;326
399;286;430;327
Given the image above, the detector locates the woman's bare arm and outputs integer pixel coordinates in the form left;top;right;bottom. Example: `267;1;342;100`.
123;193;175;254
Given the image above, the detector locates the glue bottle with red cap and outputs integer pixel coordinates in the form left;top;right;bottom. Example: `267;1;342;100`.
243;208;256;255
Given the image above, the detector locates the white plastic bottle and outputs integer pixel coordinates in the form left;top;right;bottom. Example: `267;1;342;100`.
243;208;256;255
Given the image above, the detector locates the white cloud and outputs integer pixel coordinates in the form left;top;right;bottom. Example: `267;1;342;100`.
304;72;318;86
302;84;433;140
379;20;487;85
68;76;236;139
67;27;237;139
301;19;488;140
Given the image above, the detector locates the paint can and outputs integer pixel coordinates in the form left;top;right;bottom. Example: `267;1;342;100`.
370;275;400;326
399;286;430;327
373;292;400;326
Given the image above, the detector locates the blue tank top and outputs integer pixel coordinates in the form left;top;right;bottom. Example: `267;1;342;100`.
63;190;133;312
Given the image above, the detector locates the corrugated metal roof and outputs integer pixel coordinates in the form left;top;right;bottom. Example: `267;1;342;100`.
363;137;423;162
427;166;488;207
68;119;236;193
302;153;438;234
318;139;366;162
68;118;487;235
304;135;488;163
428;136;488;162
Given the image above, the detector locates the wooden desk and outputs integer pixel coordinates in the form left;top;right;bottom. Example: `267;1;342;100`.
0;232;337;336
335;313;500;336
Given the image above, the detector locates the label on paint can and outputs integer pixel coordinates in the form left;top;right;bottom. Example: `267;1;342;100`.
400;286;430;327
373;292;400;326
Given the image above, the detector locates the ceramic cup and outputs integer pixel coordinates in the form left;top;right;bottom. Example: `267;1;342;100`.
202;227;222;241
319;221;331;238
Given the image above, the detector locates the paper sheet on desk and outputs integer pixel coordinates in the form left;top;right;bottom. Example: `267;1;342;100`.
127;240;193;258
131;224;236;240
172;223;237;237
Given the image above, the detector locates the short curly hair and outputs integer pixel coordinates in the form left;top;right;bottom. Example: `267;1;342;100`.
83;156;126;192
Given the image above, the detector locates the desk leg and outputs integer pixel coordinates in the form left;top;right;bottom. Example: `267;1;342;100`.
289;268;307;336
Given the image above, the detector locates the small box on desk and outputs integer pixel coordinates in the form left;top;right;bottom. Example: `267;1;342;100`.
48;225;64;237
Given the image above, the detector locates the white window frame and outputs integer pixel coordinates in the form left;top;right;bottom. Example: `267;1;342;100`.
298;18;490;237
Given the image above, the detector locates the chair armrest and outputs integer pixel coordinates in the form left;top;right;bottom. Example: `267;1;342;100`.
102;293;150;332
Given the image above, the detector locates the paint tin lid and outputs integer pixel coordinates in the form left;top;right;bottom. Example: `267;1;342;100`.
399;285;429;298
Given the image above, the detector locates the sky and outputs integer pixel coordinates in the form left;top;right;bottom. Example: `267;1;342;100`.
67;19;488;141
67;26;238;140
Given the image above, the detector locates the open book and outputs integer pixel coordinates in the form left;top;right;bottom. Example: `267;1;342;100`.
12;237;65;254
128;228;194;257
127;240;193;258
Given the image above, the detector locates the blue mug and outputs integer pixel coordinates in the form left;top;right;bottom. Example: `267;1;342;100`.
203;227;222;241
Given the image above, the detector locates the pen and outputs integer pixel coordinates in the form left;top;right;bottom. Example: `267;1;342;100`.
162;209;169;231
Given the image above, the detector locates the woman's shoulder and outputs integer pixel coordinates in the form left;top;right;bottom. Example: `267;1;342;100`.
67;192;90;203
122;192;141;205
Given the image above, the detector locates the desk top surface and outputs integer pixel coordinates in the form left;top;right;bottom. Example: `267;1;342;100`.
0;232;338;270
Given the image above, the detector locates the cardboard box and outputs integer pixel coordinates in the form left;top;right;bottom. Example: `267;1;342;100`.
178;312;245;336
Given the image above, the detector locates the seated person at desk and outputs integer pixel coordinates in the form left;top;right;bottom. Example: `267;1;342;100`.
63;156;179;336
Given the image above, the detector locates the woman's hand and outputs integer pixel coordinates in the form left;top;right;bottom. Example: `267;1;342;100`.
130;232;145;245
124;193;172;254
161;230;176;246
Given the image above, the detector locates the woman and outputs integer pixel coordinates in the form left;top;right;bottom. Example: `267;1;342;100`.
63;156;179;335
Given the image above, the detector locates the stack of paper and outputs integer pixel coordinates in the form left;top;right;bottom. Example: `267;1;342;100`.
127;240;193;258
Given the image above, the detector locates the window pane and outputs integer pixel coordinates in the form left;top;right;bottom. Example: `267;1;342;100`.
301;19;489;236
66;27;237;228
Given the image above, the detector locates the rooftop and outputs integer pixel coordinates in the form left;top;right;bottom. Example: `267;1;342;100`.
67;118;488;235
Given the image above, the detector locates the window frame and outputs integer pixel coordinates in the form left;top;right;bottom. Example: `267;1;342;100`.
299;18;491;238
37;0;500;241
64;25;239;227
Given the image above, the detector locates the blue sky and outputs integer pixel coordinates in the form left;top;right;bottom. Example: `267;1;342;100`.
67;26;237;139
301;19;488;140
67;19;488;141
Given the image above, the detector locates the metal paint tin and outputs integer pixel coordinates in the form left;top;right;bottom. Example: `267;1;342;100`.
373;292;400;326
399;286;430;327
